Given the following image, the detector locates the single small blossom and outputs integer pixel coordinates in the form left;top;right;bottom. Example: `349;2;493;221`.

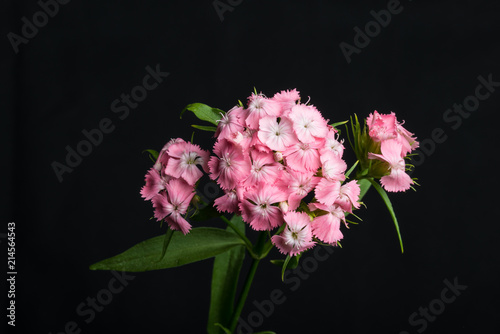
140;168;170;200
315;178;341;206
209;139;251;190
243;150;281;187
366;111;398;142
257;116;297;151
288;104;329;143
309;202;345;244
215;106;245;140
165;142;210;186
320;151;347;181
368;139;413;192
272;89;300;115
239;184;288;231
214;189;240;214
283;139;322;173
335;180;361;213
279;169;319;211
151;179;195;234
271;211;316;256
246;93;281;129
320;129;345;157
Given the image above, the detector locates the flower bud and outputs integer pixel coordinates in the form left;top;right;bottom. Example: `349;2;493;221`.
274;151;283;162
279;201;289;213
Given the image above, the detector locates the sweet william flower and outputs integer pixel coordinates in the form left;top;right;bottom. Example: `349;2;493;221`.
165;142;210;186
288;104;329;143
214;189;240;214
257;116;297;152
320;129;345;157
272;89;300;115
239;183;287;231
140;168;170;200
209;139;251;190
335;180;361;213
320;151;347;181
271;211;316;256
246;93;282;129
151;179;195;234
283;138;322;173
215;106;245;141
368;139;413;192
243;150;281;187
309;203;345;244
366;111;398;142
279;168;319;211
314;178;341;206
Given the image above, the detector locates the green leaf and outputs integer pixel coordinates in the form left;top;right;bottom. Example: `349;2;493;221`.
369;179;404;253
89;227;245;272
357;178;372;201
180;103;224;126
159;227;174;261
142;149;159;162
208;216;246;334
191;124;218;132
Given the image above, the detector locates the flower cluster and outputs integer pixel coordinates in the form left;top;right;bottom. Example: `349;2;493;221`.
207;89;360;255
140;90;419;257
366;111;419;192
140;138;210;234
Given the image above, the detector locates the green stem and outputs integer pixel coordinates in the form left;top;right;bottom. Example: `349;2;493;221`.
221;216;254;253
228;257;260;333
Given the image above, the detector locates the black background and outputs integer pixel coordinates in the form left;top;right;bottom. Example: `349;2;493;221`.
2;0;500;333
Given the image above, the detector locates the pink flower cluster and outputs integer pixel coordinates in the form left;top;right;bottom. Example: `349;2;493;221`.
140;138;210;234
366;111;419;192
141;89;366;256
208;90;360;255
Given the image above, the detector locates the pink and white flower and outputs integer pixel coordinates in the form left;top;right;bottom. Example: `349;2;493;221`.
279;169;319;211
272;89;300;115
310;203;345;244
288;104;329;143
151;179;195;234
209;139;251;190
257;116;297;152
165;141;210;186
243;150;281;187
368;139;413;192
335;180;361;213
215;106;245;140
271;211;316;256
320;151;347;181
246;93;281;129
283;139;322;173
239;184;288;231
140;168;170;200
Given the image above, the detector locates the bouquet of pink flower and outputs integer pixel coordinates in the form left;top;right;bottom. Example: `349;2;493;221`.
91;89;418;334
